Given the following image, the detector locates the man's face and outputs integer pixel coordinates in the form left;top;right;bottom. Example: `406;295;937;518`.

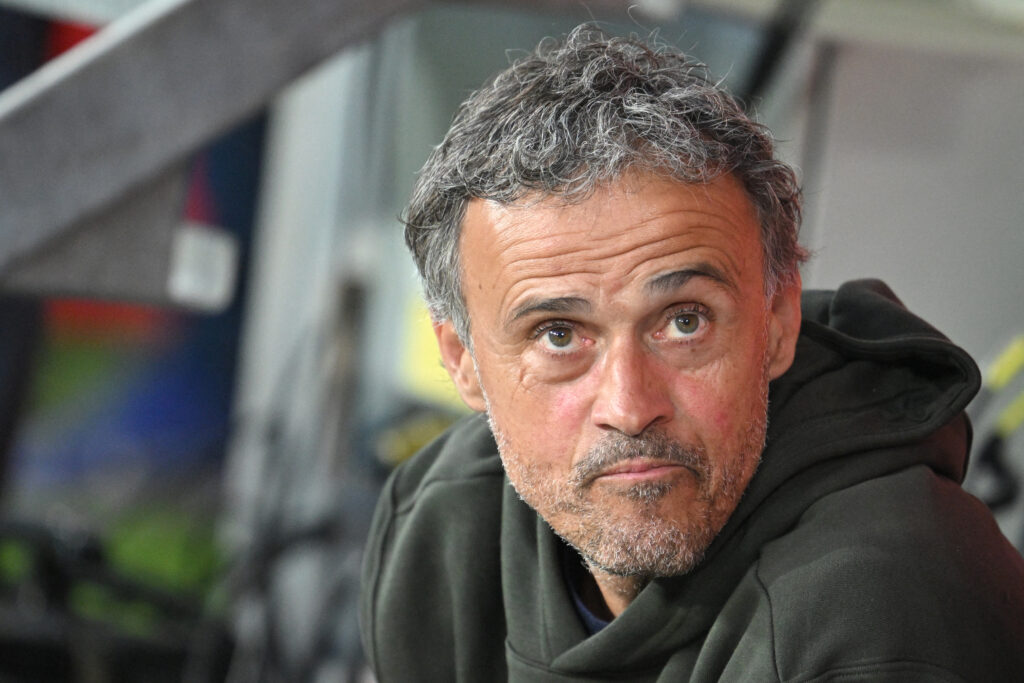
437;171;801;579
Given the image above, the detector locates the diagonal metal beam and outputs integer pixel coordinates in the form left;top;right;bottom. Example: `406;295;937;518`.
1;165;186;301
0;0;424;276
0;0;687;307
2;0;1020;292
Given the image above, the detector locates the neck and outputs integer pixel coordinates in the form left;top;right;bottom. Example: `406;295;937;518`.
585;566;650;618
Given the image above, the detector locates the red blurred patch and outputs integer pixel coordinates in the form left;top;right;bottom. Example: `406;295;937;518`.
185;154;217;224
46;300;178;346
45;22;97;59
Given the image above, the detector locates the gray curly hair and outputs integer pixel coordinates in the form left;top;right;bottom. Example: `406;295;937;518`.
404;25;807;345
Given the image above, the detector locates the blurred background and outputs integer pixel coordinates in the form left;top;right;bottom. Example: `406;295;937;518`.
0;0;1022;680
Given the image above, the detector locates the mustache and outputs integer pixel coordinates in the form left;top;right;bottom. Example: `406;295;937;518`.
570;430;709;487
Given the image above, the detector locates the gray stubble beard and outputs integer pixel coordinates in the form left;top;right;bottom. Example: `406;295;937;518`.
483;365;770;580
489;412;768;579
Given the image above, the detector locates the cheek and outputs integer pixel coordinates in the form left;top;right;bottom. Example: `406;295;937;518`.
508;387;591;472
691;395;736;439
485;370;586;452
529;387;589;452
707;404;738;434
672;363;757;439
551;385;587;421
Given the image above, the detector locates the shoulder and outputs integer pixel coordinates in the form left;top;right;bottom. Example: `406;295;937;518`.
753;465;1024;681
363;412;507;586
360;414;509;681
363;412;506;580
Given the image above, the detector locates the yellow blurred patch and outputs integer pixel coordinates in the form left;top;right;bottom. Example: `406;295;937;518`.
401;298;468;411
996;390;1024;438
989;335;1024;391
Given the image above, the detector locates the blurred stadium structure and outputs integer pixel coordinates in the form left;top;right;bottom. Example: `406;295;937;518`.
0;0;1022;680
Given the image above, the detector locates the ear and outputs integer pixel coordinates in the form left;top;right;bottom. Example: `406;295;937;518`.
434;320;487;412
766;274;803;381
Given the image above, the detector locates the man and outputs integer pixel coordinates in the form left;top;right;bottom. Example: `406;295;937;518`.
360;26;1024;681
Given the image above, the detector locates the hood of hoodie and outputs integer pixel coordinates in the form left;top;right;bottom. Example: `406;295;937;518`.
500;279;982;676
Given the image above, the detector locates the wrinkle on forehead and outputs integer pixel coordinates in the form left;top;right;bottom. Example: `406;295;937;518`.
494;228;748;317
459;173;763;330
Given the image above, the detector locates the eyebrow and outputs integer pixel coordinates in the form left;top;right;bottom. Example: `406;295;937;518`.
503;263;736;331
645;263;737;296
506;296;592;330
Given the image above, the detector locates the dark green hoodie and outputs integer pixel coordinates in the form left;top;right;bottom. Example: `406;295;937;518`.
361;280;1024;681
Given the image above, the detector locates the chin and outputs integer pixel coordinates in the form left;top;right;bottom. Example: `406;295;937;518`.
551;489;721;579
566;514;715;578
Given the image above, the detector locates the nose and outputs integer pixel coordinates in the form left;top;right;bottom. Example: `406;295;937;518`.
590;339;674;437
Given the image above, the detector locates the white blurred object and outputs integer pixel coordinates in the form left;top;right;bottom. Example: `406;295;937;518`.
636;0;688;22
168;222;239;312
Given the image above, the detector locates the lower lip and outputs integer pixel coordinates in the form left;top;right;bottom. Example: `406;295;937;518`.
597;464;687;482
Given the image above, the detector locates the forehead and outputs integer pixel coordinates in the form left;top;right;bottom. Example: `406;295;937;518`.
459;172;764;319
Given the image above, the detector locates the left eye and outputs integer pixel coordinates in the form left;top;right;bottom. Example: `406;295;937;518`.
665;311;704;339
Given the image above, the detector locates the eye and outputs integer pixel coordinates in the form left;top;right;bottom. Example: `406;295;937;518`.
673;313;700;335
540;325;575;351
531;321;584;354
662;307;708;340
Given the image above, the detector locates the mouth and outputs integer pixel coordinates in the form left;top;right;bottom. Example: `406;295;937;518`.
594;459;692;483
571;431;709;490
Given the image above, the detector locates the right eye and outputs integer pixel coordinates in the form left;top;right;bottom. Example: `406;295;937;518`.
543;326;573;349
534;323;578;353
